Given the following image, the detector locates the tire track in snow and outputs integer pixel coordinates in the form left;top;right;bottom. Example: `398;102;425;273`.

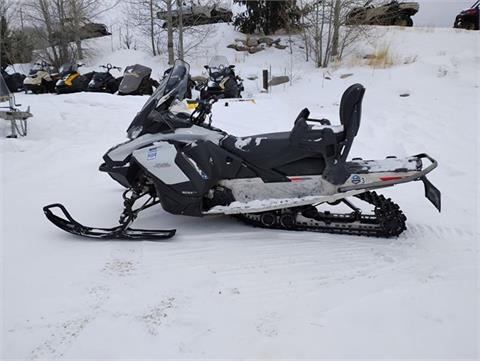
28;285;110;360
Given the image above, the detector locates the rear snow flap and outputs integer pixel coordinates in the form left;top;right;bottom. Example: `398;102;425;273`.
421;176;441;212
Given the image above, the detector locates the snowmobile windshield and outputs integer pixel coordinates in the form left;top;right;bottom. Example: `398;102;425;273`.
126;60;190;139
208;55;229;69
29;63;45;75
0;73;11;103
59;63;77;74
208;55;230;81
118;64;152;94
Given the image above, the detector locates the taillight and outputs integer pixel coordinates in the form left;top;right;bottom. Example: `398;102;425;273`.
463;8;477;16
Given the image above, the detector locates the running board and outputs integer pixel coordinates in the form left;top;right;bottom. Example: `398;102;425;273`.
207;153;441;215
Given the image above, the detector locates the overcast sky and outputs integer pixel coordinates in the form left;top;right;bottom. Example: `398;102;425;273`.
413;0;475;27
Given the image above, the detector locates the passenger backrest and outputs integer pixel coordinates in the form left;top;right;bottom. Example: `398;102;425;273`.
339;83;365;140
322;84;365;185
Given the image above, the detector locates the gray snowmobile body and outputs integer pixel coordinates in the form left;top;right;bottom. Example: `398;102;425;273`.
100;61;440;219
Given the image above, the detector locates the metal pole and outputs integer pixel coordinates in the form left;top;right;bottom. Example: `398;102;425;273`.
262;69;268;92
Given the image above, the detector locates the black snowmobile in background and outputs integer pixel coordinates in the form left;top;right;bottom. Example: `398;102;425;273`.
44;60;441;241
163;65;195;99
1;68;26;93
23;61;58;94
196;55;243;100
55;63;94;94
118;64;158;96
87;63;122;94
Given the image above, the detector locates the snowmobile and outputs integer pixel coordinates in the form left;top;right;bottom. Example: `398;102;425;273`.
158;4;233;28
1;69;26;93
55;63;94;94
454;1;479;30
43;60;441;240
86;63;122;94
118;64;158;96
23;61;58;94
346;1;419;27
196;56;244;100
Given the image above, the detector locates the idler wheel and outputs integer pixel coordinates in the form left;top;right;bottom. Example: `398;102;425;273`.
260;213;276;227
279;213;296;229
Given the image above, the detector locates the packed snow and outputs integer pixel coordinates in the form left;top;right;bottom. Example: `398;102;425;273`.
1;25;479;360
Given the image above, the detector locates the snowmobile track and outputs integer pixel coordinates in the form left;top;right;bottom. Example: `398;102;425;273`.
237;191;407;238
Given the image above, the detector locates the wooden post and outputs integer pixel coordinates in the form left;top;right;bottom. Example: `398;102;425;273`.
262;69;268;92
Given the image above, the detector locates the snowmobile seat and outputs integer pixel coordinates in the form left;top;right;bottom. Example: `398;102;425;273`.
220;111;342;177
221;85;364;181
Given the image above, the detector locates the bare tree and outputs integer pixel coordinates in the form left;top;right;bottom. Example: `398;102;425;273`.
24;0;119;65
124;0;161;56
122;0;216;64
300;0;370;68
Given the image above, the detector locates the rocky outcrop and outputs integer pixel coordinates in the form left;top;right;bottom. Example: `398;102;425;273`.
227;36;287;54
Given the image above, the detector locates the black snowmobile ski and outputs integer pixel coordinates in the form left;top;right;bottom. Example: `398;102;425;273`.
43;187;176;240
43;204;175;240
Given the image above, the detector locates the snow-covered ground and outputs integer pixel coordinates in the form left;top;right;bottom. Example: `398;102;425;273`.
1;26;479;360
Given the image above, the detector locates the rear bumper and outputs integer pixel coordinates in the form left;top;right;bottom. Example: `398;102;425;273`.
340;153;441;211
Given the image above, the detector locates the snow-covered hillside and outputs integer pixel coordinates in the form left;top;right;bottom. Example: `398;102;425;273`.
1;26;479;360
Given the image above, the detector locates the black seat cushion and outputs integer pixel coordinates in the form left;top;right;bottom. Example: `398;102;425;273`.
221;132;307;168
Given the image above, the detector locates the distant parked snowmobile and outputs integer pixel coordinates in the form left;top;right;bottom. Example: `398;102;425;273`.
454;1;479;30
23;61;58;94
346;0;419;27
118;64;158;96
157;4;233;28
87;63;122;94
197;56;243;100
1;69;25;93
43;60;441;241
55;63;94;94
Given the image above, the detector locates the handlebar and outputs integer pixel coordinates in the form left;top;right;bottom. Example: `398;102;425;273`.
100;64;122;72
190;97;218;125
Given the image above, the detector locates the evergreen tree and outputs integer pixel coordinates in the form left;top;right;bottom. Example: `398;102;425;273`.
233;0;299;35
0;15;11;69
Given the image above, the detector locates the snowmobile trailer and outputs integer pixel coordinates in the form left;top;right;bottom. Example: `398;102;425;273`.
44;60;441;240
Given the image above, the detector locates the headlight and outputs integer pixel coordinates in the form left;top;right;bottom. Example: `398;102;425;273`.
127;125;143;140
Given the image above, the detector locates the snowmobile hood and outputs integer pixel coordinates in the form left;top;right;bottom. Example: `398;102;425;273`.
118;64;152;94
126;60;190;139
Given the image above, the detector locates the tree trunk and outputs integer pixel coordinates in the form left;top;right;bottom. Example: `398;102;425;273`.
71;0;83;60
166;0;174;65
331;0;341;58
149;0;156;56
176;0;183;60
